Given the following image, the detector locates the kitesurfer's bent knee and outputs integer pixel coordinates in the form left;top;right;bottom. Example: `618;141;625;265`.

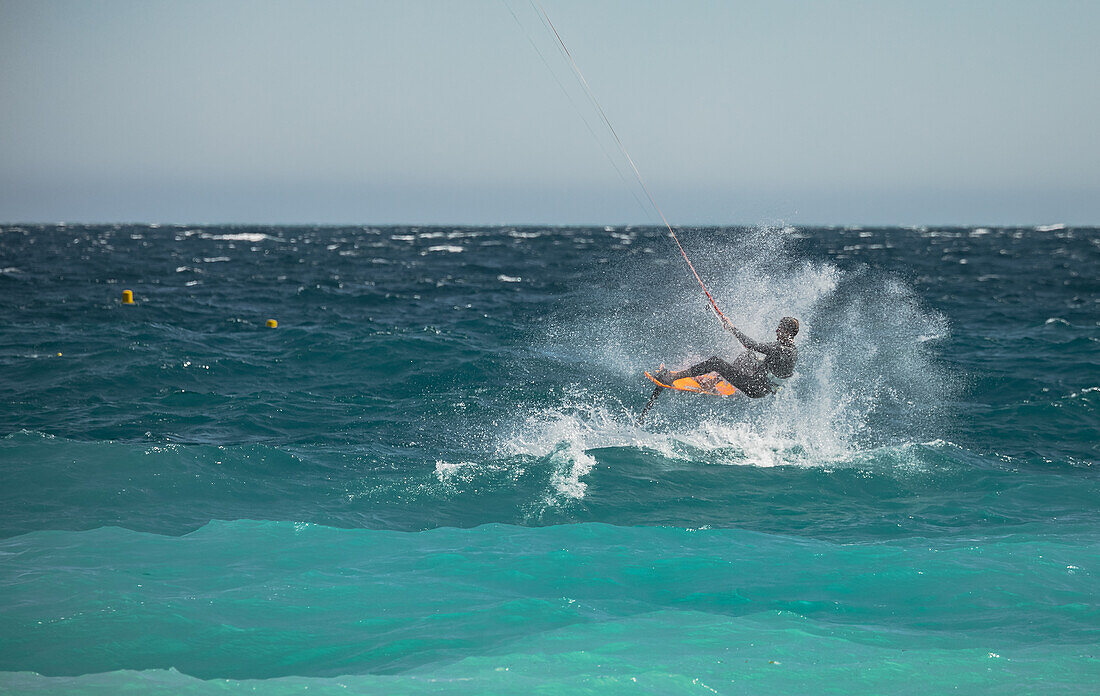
680;356;735;380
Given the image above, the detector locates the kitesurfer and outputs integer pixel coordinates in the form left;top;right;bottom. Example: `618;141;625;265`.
639;316;800;422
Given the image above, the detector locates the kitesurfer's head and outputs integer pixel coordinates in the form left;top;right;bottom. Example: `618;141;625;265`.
777;316;799;341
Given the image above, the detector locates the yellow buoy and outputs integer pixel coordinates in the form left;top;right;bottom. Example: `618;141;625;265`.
122;289;135;304
266;319;278;328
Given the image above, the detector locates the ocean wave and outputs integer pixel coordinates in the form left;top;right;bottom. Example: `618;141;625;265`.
1;617;1093;695
0;520;1096;687
5;428;1097;541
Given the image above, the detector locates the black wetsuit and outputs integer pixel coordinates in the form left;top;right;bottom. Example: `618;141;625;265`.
679;327;797;398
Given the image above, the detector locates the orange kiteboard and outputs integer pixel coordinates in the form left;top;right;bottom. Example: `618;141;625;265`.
644;370;738;397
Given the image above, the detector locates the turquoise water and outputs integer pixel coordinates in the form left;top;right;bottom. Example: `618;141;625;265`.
1;224;1097;692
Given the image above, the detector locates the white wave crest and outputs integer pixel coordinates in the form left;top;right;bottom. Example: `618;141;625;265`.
424;245;464;254
199;232;274;242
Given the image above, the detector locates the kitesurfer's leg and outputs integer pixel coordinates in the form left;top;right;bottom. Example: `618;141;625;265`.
668;356;737;383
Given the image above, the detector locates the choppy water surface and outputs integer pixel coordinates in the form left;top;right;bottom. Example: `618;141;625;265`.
1;224;1097;693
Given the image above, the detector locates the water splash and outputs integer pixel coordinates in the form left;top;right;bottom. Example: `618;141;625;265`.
504;226;955;490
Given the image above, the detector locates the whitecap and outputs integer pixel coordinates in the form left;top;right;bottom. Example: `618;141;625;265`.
425;245;464;253
200;232;273;242
434;460;481;483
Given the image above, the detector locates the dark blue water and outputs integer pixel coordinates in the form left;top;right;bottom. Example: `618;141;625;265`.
1;224;1097;693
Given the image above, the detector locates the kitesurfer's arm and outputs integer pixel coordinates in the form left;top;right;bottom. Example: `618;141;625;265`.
721;317;770;354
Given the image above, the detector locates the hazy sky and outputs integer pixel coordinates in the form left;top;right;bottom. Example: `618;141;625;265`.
2;0;1098;225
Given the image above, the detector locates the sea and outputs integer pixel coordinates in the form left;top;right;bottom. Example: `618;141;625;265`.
0;223;1096;694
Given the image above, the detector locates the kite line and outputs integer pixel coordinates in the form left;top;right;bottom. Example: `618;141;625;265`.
522;0;729;324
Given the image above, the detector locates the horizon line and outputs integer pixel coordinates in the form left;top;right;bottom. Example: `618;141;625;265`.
0;219;1089;230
